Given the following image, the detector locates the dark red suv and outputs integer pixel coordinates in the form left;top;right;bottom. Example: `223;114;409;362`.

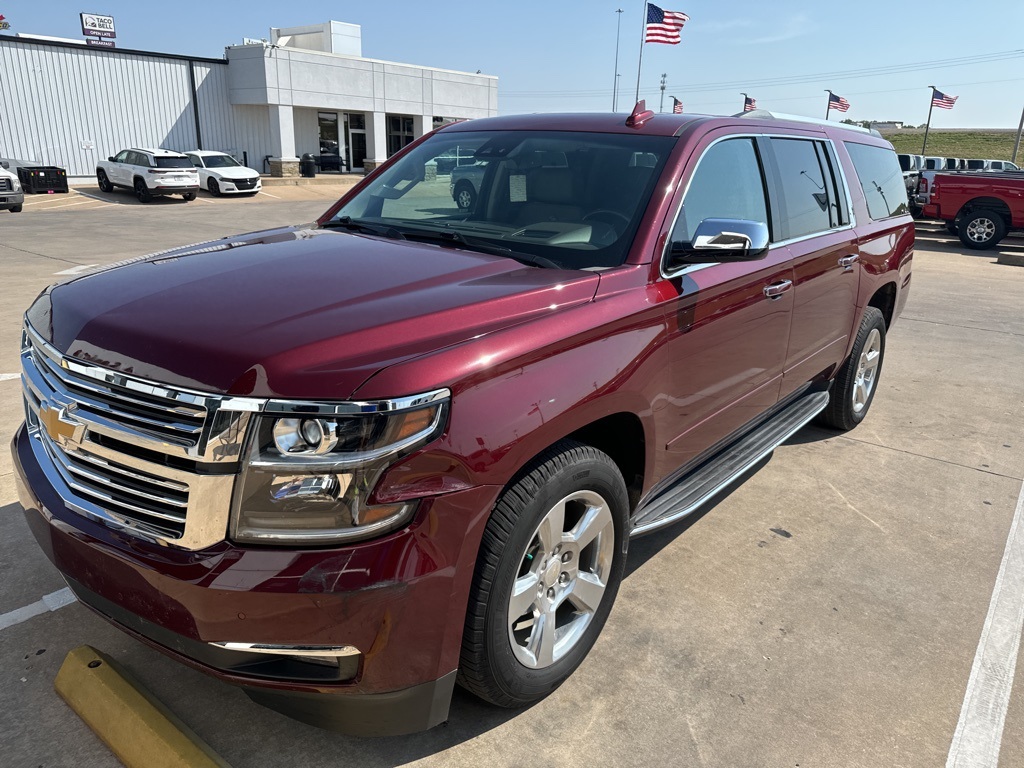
12;107;913;735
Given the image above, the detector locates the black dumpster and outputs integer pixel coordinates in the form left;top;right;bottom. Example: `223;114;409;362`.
17;165;69;194
300;153;317;178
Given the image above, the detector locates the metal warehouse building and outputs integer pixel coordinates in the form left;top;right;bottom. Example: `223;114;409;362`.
0;20;498;177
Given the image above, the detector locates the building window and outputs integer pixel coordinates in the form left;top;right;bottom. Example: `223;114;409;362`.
387;115;415;156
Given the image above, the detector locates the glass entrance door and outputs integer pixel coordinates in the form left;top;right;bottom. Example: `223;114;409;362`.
346;113;367;171
318;112;342;172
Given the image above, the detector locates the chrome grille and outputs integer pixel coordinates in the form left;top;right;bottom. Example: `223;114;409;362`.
30;343;207;447
40;434;189;538
0;178;11;192
21;324;262;549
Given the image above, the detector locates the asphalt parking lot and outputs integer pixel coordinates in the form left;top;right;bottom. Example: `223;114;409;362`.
1;198;1023;767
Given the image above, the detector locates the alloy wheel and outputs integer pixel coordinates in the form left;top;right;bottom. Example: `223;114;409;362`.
852;328;882;414
507;490;615;669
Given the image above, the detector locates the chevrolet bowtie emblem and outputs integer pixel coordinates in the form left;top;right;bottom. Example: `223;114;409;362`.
38;401;85;447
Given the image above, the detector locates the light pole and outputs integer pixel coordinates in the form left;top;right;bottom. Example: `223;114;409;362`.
1014;102;1024;165
612;9;623;111
659;73;667;113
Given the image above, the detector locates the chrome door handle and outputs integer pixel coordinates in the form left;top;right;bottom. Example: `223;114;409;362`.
763;280;793;300
838;254;859;270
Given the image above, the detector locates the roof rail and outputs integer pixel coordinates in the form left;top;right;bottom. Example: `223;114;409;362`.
734;109;882;137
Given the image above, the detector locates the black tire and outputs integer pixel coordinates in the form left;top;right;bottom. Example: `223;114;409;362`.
97;170;113;193
945;221;958;235
958;211;1006;250
458;440;629;708
182;192;196;202
454;182;476;210
9;205;23;213
133;178;152;203
819;307;886;431
208;178;221;197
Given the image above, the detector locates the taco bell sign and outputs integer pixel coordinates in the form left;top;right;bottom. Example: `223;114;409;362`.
80;13;116;39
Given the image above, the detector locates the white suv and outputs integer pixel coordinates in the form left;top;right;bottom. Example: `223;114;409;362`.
96;148;200;203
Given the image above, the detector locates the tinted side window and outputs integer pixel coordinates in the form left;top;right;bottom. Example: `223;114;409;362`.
671;138;769;245
114;150;130;163
844;142;909;220
770;138;833;239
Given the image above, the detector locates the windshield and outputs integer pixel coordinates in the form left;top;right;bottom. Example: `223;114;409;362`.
155;157;194;169
203;154;242;168
330;130;675;270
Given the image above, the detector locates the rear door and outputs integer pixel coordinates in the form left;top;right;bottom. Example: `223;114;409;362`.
658;134;794;468
765;136;860;399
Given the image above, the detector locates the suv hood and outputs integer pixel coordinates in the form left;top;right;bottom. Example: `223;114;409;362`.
29;227;599;399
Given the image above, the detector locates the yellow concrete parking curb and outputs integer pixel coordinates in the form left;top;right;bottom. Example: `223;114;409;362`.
55;645;231;768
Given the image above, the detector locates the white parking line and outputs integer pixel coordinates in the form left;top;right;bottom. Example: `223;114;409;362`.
0;588;77;632
54;264;98;275
0;373;19;382
41;199;100;210
946;472;1024;767
257;190;280;199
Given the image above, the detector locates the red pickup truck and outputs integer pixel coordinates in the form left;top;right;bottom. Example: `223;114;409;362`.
921;171;1024;249
13;108;914;735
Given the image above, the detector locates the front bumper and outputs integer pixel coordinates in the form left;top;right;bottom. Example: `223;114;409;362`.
0;190;25;208
218;178;262;194
12;423;499;735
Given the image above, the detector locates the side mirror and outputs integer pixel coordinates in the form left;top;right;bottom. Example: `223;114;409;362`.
108;156;115;162
0;161;8;170
668;218;770;266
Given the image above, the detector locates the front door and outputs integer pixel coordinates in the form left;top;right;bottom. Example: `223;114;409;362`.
660;135;794;468
346;113;367;171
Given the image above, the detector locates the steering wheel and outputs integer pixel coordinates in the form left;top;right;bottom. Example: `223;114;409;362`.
583;210;631;247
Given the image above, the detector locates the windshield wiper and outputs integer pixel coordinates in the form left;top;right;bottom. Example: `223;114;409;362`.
393;227;563;269
321;216;406;240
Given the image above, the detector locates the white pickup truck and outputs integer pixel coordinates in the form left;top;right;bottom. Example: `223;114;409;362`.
96;148;199;203
0;162;24;213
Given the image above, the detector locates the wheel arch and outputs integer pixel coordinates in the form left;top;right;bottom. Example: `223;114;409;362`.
957;196;1012;226
867;281;898;329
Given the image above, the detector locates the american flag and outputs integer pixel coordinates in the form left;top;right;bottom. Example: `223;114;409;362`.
932;89;958;109
828;92;851;112
672;97;683;114
645;4;689;45
743;96;757;112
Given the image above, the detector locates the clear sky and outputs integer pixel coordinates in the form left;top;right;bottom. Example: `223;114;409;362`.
3;1;1023;128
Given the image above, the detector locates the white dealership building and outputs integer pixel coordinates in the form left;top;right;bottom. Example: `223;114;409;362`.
0;21;498;177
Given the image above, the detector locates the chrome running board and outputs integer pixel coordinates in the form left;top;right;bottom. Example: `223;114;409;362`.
630;391;830;537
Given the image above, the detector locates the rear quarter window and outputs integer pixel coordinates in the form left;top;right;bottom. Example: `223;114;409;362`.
844;142;909;220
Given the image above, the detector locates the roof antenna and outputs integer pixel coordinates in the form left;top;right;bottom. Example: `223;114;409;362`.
626;100;655;128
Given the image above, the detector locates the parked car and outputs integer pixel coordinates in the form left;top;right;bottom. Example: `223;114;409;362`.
0;157;69;194
922;170;1024;248
923;156;946;170
14;108;913;736
97;148;199;202
898;153;924;216
965;159;1021;171
185;151;262;196
449;161;485;209
0;161;24;212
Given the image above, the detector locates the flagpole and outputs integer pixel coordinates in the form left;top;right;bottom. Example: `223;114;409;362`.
741;92;747;113
634;2;648;104
922;85;937;156
612;8;624;111
825;90;832;120
1013;101;1024;165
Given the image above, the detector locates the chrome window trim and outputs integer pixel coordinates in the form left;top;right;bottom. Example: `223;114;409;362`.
660;132;858;281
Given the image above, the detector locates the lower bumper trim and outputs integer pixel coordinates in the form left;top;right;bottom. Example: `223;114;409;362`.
245;670;457;737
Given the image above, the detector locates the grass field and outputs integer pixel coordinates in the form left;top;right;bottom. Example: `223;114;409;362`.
881;130;1022;162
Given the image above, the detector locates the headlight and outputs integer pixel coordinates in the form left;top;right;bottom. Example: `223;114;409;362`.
12;177;21;191
230;390;449;545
